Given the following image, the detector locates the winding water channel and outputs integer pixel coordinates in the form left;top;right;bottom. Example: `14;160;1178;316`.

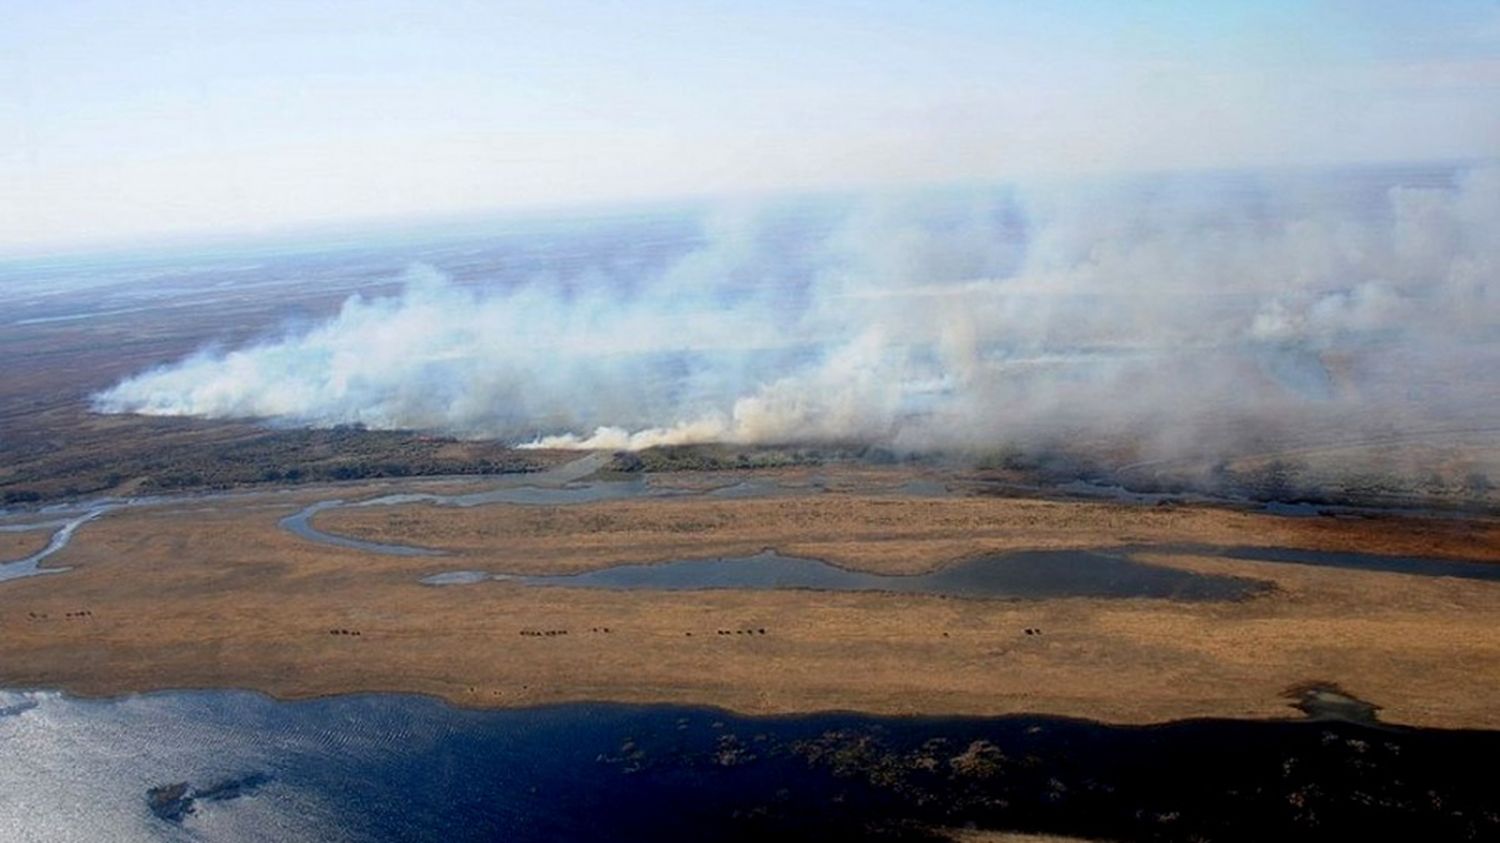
0;507;111;583
3;453;1498;593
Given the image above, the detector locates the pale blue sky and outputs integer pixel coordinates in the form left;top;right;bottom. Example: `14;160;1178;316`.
3;1;1498;252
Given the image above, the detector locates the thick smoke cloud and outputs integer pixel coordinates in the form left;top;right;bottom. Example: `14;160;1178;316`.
95;166;1499;462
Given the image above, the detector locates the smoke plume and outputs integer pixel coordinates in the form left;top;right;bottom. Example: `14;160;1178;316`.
95;165;1500;465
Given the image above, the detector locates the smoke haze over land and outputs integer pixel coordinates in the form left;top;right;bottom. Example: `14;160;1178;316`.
94;164;1500;467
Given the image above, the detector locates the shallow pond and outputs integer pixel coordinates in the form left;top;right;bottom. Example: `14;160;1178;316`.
1215;545;1500;580
431;548;1272;601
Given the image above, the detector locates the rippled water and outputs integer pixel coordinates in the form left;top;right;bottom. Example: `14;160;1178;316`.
2;688;1497;842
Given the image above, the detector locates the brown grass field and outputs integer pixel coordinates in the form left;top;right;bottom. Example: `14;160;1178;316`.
0;527;52;561
3;466;1498;730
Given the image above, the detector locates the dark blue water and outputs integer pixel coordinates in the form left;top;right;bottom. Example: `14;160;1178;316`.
2;688;1497;842
509;548;1269;601
1217;545;1500;580
428;540;1500;602
1089;544;1500;581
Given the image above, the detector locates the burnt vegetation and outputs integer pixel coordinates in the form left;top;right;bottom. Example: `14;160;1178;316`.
606;443;913;474
0;419;545;505
0;273;554;506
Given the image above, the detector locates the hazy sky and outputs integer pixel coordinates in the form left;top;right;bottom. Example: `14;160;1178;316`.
3;1;1499;253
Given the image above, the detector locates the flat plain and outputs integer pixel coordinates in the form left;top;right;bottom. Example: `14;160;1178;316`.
4;463;1498;729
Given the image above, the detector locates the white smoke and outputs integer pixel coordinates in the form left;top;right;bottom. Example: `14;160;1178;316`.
94;165;1500;458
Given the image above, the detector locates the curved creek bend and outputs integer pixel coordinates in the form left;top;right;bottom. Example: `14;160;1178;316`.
4;453;1498;597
